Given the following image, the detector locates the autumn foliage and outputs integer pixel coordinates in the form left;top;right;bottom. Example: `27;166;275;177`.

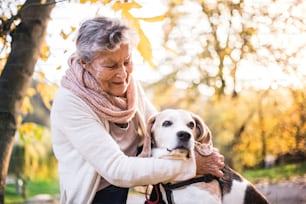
0;1;305;195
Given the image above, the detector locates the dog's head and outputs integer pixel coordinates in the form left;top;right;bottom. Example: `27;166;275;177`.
139;109;214;159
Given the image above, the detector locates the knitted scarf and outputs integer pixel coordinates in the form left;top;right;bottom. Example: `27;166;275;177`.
61;54;137;123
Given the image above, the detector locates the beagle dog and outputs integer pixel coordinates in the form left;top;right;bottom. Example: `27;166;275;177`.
140;109;269;204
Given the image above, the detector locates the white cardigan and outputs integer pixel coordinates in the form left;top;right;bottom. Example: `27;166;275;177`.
51;83;196;204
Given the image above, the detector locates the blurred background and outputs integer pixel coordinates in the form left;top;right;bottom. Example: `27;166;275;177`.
0;0;305;203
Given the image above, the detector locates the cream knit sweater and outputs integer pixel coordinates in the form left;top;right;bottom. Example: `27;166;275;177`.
51;84;196;204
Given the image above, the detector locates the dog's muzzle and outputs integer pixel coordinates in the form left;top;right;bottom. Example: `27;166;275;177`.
166;131;192;158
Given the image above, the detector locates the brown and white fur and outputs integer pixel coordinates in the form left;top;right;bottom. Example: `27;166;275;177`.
140;109;269;204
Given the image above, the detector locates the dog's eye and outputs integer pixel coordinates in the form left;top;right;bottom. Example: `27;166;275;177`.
187;121;195;129
162;120;172;127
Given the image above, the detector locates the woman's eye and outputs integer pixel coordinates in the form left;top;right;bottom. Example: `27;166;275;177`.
124;61;131;66
162;120;172;127
106;64;117;69
187;121;195;129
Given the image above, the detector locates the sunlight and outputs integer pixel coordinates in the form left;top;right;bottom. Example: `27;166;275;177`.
35;0;306;92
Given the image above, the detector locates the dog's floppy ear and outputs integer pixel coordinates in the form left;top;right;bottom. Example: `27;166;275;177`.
192;113;214;156
138;114;156;157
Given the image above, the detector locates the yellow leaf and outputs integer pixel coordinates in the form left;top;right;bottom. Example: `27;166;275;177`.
137;30;155;67
112;1;142;12
102;0;112;4
56;65;62;70
27;87;36;97
60;27;76;40
138;15;166;22
112;1;121;11
60;30;68;40
40;45;50;61
18;122;41;140
39;71;45;81
17;116;22;126
21;96;33;115
36;83;58;110
246;27;256;35
173;0;184;4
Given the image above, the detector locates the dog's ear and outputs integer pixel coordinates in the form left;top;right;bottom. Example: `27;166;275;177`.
192;113;214;156
138;114;156;157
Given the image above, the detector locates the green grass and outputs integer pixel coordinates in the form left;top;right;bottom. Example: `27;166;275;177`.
5;184;24;203
242;161;306;183
26;179;59;197
5;179;59;203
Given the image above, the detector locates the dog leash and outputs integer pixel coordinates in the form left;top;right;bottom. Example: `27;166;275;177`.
145;184;162;204
161;174;216;204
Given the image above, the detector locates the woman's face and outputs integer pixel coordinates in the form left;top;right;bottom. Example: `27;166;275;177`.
86;44;133;97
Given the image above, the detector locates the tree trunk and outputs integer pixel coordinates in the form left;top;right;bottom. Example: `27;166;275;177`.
0;0;55;203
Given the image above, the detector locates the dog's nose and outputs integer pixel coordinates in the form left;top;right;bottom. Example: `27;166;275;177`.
177;131;191;142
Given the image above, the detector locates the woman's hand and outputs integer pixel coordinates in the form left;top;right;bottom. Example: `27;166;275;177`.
195;148;225;178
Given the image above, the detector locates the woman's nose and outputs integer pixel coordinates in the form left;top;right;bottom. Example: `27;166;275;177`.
115;65;128;78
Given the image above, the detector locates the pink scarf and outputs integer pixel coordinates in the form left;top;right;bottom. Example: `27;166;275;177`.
61;54;137;123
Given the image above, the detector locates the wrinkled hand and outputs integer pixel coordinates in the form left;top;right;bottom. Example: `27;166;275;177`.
195;148;225;178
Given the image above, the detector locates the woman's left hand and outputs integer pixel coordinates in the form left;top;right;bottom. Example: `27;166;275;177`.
195;148;225;178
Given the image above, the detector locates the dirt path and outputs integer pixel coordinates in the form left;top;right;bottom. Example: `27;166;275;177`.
256;178;306;204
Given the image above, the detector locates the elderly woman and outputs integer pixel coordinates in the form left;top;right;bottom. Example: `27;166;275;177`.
51;16;224;204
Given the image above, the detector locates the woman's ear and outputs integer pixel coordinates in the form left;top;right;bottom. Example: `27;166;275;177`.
191;113;214;156
79;59;89;70
138;114;156;157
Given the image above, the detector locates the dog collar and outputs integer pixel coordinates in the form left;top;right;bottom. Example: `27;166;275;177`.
161;174;216;204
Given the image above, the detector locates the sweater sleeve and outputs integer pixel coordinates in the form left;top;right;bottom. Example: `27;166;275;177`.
51;88;196;188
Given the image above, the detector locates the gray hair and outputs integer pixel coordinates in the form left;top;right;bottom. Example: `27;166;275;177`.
76;16;138;63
